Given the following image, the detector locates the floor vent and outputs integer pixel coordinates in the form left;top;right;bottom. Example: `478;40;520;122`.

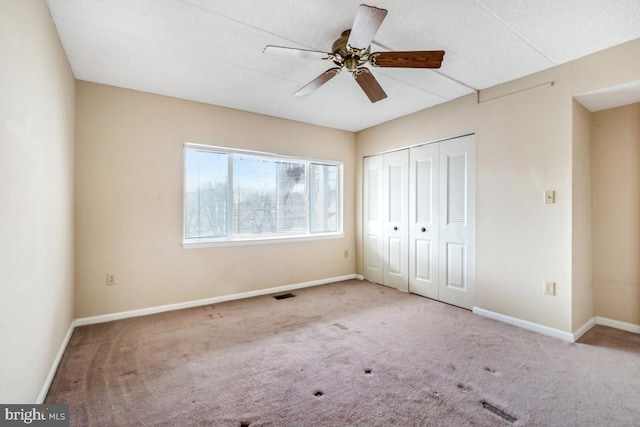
480;400;517;423
273;293;295;300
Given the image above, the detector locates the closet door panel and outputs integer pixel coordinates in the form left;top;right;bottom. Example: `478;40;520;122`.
438;135;475;309
409;143;439;299
363;155;384;285
383;149;409;291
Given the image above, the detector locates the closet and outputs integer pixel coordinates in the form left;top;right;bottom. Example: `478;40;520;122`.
363;134;475;309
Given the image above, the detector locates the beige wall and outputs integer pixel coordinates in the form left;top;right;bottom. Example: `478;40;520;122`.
592;103;640;325
0;0;75;403
570;39;640;96
356;38;640;333
74;82;355;318
571;100;594;330
476;68;573;332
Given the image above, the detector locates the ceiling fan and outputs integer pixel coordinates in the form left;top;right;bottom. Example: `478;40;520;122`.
263;4;445;103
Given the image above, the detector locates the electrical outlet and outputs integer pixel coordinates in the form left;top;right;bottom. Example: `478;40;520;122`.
543;281;556;296
107;274;116;286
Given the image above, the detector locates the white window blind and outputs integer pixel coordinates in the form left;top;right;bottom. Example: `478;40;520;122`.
184;149;228;239
184;145;342;244
232;155;307;236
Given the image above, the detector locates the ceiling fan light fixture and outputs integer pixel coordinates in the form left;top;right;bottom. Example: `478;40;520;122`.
345;56;360;72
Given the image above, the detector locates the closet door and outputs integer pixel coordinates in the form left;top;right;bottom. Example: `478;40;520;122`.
363;155;384;284
409;143;440;299
438;135;475;309
383;149;409;291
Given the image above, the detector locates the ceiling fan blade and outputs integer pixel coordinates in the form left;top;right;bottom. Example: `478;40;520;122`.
369;51;445;68
263;45;330;60
294;67;341;97
353;68;387;103
347;4;388;51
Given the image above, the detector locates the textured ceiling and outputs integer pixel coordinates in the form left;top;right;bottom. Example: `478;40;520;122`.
46;0;640;132
575;81;640;113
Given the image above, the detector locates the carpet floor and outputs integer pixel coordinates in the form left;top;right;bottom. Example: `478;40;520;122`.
46;280;640;426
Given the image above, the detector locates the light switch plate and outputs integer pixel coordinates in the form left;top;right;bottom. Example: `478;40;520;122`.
544;281;556;296
545;190;555;204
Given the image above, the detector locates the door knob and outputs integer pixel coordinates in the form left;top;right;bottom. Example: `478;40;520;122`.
421;227;426;232
393;226;398;231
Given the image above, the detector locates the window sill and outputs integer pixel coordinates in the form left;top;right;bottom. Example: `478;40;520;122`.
182;232;345;249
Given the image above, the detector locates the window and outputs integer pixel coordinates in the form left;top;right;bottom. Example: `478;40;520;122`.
184;144;342;245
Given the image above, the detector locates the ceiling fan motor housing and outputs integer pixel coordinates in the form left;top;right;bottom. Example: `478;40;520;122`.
332;29;369;71
331;30;352;57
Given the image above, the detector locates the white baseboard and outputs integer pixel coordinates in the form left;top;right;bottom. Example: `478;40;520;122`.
472;310;640;343
596;316;640;334
36;320;76;404
75;274;356;327
472;307;575;342
355;274;364;280
573;317;597;342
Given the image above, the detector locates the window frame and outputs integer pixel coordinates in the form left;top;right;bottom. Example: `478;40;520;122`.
183;143;344;248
